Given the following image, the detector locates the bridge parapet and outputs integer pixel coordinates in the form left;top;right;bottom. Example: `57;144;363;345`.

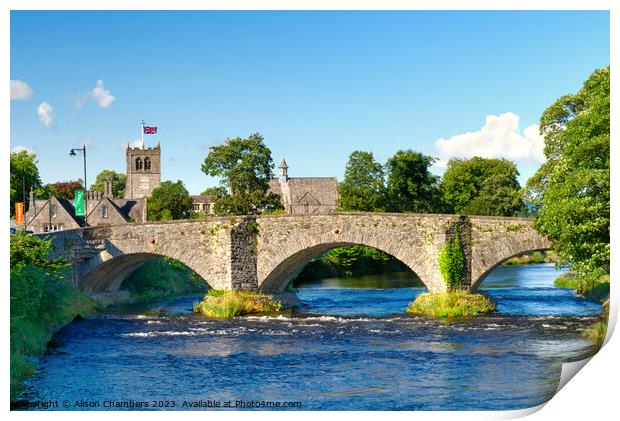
38;213;551;297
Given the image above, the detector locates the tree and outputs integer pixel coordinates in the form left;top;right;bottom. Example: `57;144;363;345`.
338;151;386;212
200;186;227;198
440;157;524;216
201;133;283;215
526;66;609;283
10;150;42;215
385;150;443;213
40;180;84;200
91;170;126;198
147;180;194;221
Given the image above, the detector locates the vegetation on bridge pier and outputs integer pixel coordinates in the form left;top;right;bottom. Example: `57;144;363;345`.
406;291;495;318
193;290;282;319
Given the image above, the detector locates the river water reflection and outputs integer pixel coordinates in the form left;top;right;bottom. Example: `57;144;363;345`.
21;264;601;411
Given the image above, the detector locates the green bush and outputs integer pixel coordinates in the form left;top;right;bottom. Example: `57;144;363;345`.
10;233;98;401
406;291;495;318
10;265;98;400
438;230;465;290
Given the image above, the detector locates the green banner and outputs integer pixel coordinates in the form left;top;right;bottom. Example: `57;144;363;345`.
74;189;85;216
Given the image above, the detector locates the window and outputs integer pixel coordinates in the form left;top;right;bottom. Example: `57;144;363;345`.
136;158;143;171
50;204;57;218
206;203;211;213
144;157;151;171
193;204;200;211
101;205;109;218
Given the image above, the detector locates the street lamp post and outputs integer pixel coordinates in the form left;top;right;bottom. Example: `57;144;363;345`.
70;146;88;226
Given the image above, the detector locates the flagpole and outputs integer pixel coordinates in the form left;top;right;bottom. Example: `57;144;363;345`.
141;120;145;149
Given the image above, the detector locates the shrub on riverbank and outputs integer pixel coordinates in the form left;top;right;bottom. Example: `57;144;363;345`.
554;273;610;301
502;250;558;266
583;299;609;345
10;232;99;400
121;257;208;303
406;291;495;318
554;272;609;345
193;290;281;318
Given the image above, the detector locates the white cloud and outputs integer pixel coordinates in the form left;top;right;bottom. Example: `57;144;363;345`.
90;80;115;108
11;145;35;154
10;80;33;100
434;112;545;167
37;102;54;127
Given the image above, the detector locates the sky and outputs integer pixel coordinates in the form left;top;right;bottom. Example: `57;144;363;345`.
10;10;610;194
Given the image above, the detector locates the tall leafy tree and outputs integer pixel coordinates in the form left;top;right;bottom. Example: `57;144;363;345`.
338;151;386;212
526;66;609;282
147;180;194;221
91;170;126;198
385;150;442;213
200;186;228;198
40;180;84;200
10;150;42;215
440;157;524;216
201;133;283;215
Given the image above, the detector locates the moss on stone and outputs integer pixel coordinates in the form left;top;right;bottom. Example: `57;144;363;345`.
406;291;495;318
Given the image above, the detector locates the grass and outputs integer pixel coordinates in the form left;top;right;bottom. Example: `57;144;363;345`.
554;273;610;300
554;272;610;345
406;291;495;318
583;299;609;346
193;290;282;319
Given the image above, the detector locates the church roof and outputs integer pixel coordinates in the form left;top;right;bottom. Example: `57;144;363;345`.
269;177;339;207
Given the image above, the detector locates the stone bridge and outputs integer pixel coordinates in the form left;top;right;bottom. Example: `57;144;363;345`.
42;213;550;298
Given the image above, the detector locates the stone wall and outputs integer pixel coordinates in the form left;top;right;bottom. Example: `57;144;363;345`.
45;213;551;297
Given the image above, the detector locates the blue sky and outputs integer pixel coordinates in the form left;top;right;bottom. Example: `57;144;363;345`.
10;10;609;194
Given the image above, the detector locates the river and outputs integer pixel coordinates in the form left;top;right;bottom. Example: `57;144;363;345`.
19;263;602;411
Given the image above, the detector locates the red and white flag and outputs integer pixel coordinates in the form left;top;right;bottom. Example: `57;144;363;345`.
143;126;157;134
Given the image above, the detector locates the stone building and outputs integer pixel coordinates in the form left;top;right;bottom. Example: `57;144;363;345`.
24;141;160;233
268;159;339;214
25;180;147;233
124;142;161;199
190;195;216;215
191;159;339;215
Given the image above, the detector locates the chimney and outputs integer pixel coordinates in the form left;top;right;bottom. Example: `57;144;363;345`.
104;179;113;198
29;187;36;214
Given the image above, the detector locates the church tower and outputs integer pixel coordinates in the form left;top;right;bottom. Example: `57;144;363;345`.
124;142;161;199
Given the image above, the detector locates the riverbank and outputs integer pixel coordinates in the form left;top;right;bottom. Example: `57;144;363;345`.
554;272;610;344
120;257;208;303
293;245;412;282
502;250;558;266
10;265;99;401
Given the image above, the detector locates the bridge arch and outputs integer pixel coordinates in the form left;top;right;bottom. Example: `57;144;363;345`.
78;252;213;293
259;241;427;293
470;248;551;291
